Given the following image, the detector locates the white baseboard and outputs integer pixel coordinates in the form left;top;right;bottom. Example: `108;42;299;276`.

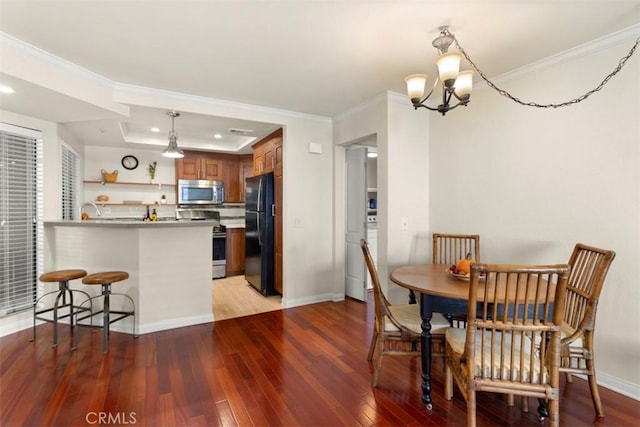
281;293;335;308
1;313;214;337
129;314;214;335
0;312;33;337
593;371;640;401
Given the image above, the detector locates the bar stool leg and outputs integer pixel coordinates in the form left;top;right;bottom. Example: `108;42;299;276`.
52;287;62;347
102;283;111;354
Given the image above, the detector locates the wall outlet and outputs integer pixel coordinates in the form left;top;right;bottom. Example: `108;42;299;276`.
401;217;408;230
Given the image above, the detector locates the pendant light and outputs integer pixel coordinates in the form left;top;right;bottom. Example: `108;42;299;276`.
162;111;184;158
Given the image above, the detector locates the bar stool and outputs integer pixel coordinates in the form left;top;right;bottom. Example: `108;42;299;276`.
77;271;137;353
32;269;92;349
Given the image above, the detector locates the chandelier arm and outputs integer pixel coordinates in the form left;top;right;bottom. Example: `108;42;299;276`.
441;100;468;115
453;36;640;108
413;103;441;112
417;76;441;105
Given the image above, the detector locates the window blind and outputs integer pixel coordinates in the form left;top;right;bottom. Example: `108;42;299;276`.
61;143;79;220
0;124;43;317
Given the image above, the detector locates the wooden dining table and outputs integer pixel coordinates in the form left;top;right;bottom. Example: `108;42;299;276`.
390;263;472;410
390;263;557;410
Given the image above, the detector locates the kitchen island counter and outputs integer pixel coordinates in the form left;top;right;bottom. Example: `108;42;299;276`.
45;219;219;227
44;220;215;335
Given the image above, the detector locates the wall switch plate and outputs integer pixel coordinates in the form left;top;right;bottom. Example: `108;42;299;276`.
401;217;408;230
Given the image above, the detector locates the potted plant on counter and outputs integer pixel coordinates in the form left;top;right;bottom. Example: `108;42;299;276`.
148;161;157;183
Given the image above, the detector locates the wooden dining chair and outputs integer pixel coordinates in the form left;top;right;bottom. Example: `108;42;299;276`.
433;233;481;265
561;243;615;417
445;263;570;427
408;233;481;327
408;233;481;305
360;239;450;387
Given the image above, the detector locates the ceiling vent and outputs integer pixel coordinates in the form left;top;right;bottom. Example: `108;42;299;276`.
228;128;254;135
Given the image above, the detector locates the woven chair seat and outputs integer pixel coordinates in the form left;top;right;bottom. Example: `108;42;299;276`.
387;305;449;334
447;327;547;384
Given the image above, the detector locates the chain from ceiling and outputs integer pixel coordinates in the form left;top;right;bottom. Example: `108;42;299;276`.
454;37;640;109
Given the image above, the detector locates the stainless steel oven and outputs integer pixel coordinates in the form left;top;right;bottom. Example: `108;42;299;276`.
212;225;227;279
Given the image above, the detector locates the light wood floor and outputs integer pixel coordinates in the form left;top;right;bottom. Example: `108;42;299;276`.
212;274;282;321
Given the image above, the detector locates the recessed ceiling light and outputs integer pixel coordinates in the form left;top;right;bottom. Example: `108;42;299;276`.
367;152;378;158
213;133;222;139
150;127;160;133
0;85;15;94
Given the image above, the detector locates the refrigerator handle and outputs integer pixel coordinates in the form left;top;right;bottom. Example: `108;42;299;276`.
257;177;263;210
257;214;262;246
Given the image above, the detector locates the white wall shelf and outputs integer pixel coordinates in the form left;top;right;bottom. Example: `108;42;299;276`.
91;202;175;206
84;180;175;188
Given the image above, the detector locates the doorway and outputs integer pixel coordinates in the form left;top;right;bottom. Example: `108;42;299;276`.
344;139;378;302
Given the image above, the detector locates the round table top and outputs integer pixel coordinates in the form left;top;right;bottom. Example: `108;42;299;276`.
390;263;557;302
390;263;473;300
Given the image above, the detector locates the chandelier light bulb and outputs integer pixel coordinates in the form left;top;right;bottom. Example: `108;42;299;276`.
405;74;428;102
436;52;462;88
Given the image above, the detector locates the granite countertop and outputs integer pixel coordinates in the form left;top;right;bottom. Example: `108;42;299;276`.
45;219;219;228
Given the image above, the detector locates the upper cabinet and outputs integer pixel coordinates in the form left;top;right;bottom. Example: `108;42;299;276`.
239;155;253;201
176;155;221;181
176;151;253;203
252;128;283;175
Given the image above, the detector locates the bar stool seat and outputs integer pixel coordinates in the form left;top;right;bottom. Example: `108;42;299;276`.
32;269;92;349
77;271;137;353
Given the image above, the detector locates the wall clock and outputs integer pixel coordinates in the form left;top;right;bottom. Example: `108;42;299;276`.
121;155;139;170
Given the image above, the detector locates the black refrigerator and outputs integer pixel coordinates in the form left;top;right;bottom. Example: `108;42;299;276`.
245;173;275;295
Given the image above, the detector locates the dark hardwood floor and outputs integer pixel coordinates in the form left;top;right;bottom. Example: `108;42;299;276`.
1;296;638;426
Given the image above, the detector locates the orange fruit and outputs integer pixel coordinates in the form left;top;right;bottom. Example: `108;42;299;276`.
456;258;474;274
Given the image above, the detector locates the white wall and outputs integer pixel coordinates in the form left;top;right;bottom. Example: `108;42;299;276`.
82;145;178;217
430;35;640;397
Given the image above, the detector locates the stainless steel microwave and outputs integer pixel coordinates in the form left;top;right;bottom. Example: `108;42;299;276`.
177;179;224;205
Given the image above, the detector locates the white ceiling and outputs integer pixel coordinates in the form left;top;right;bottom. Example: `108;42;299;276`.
0;1;638;153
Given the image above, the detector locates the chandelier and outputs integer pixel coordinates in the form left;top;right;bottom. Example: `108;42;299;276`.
162;111;184;158
406;27;639;116
405;27;473;116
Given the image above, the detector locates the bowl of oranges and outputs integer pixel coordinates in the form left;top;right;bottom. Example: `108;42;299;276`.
446;254;484;281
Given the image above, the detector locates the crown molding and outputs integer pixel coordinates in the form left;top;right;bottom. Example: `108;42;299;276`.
481;24;640;87
0;32;114;89
113;83;331;124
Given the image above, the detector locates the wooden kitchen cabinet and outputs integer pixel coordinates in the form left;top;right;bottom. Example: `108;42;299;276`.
222;160;240;202
274;137;283;174
176;155;221;181
226;228;245;276
252;128;282;175
253;144;264;175
177;151;248;203
239;155;253;202
273;136;283;294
